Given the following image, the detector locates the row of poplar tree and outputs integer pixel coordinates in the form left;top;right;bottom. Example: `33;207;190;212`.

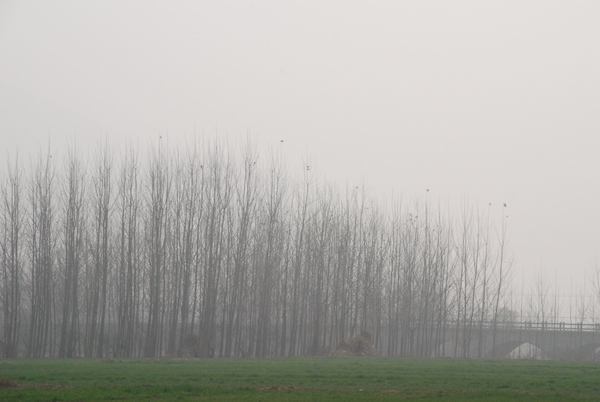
0;140;511;358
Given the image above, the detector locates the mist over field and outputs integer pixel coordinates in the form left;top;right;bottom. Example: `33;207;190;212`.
1;2;600;360
0;140;509;358
1;141;598;361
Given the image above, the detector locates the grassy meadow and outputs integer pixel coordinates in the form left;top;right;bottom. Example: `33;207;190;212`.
1;356;599;401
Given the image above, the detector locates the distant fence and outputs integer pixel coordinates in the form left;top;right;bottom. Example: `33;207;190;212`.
449;320;600;332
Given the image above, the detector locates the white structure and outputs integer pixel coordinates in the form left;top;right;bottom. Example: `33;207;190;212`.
505;342;547;360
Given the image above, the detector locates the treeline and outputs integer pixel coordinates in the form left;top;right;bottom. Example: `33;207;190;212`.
1;141;512;358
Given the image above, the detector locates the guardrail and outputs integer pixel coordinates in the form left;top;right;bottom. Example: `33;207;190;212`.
449;320;600;332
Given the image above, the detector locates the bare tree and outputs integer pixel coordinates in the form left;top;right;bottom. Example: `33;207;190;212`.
83;145;113;358
286;165;314;357
143;144;170;358
58;149;86;358
491;205;512;358
223;142;259;357
114;148;142;357
1;156;23;357
27;152;56;358
200;143;232;357
253;152;287;357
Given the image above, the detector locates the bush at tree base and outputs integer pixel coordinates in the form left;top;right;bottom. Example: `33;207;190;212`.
330;331;378;356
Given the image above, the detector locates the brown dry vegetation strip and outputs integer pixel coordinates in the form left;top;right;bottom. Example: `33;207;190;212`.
381;388;467;399
0;378;72;390
258;385;321;391
0;378;19;388
35;384;74;390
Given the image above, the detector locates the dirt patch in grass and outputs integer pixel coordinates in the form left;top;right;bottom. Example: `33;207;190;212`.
0;378;74;390
35;384;73;390
258;385;320;392
402;388;467;399
0;378;19;388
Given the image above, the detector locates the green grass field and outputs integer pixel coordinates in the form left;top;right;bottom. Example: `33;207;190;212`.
1;357;599;401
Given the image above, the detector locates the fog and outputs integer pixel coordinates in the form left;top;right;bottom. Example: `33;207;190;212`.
1;1;600;357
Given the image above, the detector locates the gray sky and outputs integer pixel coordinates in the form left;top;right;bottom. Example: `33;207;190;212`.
1;1;600;296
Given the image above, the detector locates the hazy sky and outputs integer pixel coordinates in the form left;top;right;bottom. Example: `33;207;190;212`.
1;1;600;297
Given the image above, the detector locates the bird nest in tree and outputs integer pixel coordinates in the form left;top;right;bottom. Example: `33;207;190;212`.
330;331;378;356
